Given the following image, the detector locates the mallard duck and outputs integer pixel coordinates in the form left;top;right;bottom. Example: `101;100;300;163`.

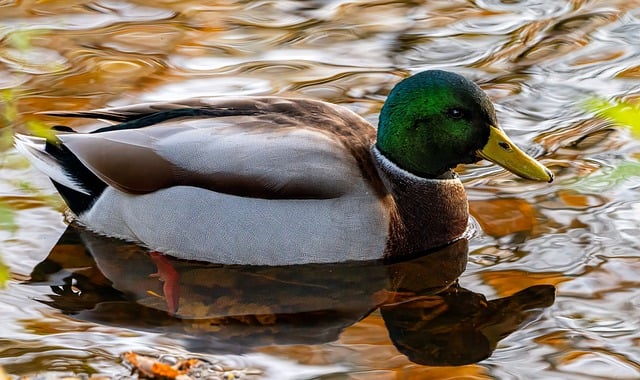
16;70;553;265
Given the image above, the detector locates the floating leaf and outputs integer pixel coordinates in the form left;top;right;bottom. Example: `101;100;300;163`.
123;352;262;379
124;352;202;380
585;97;640;138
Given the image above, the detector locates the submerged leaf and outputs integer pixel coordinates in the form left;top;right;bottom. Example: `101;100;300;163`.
1;102;17;125
570;160;640;192
6;28;48;52
0;128;13;152
0;203;17;233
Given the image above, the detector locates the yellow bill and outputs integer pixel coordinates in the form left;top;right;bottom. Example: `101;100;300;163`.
477;126;554;183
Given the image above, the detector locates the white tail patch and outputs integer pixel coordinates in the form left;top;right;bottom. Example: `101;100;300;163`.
14;134;91;195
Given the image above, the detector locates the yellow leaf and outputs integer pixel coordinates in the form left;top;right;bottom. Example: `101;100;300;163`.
26;120;57;141
0;256;9;289
585;97;640;138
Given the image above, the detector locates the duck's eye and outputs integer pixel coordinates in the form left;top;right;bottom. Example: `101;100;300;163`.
447;108;465;119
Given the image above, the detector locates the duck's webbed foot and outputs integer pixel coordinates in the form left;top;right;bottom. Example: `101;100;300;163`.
149;251;180;315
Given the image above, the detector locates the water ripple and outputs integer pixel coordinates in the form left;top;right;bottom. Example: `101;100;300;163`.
1;0;640;378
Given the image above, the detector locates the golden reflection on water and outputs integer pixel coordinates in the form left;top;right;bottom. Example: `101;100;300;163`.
1;0;640;378
23;226;554;375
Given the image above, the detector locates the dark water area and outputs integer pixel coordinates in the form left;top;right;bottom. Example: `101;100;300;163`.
1;1;640;378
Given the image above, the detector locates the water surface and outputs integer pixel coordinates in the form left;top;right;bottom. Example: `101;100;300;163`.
1;1;640;379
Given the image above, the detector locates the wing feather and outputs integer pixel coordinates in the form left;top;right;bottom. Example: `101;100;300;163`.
55;98;376;199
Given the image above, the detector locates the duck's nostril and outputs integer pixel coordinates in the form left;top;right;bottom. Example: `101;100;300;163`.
498;141;512;151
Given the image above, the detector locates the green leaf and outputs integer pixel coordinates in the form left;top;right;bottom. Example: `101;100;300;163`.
570;160;640;192
6;28;48;52
0;203;17;233
580;97;640;188
585;97;640;138
13;180;38;193
0;128;14;152
26;120;57;141
1;89;18;125
0;257;8;289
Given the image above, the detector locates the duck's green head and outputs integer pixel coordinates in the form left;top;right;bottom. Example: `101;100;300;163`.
377;70;553;182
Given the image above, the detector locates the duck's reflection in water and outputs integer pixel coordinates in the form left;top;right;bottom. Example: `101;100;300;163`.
28;224;554;366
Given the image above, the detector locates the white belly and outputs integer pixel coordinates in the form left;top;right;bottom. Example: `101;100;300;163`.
79;185;390;265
